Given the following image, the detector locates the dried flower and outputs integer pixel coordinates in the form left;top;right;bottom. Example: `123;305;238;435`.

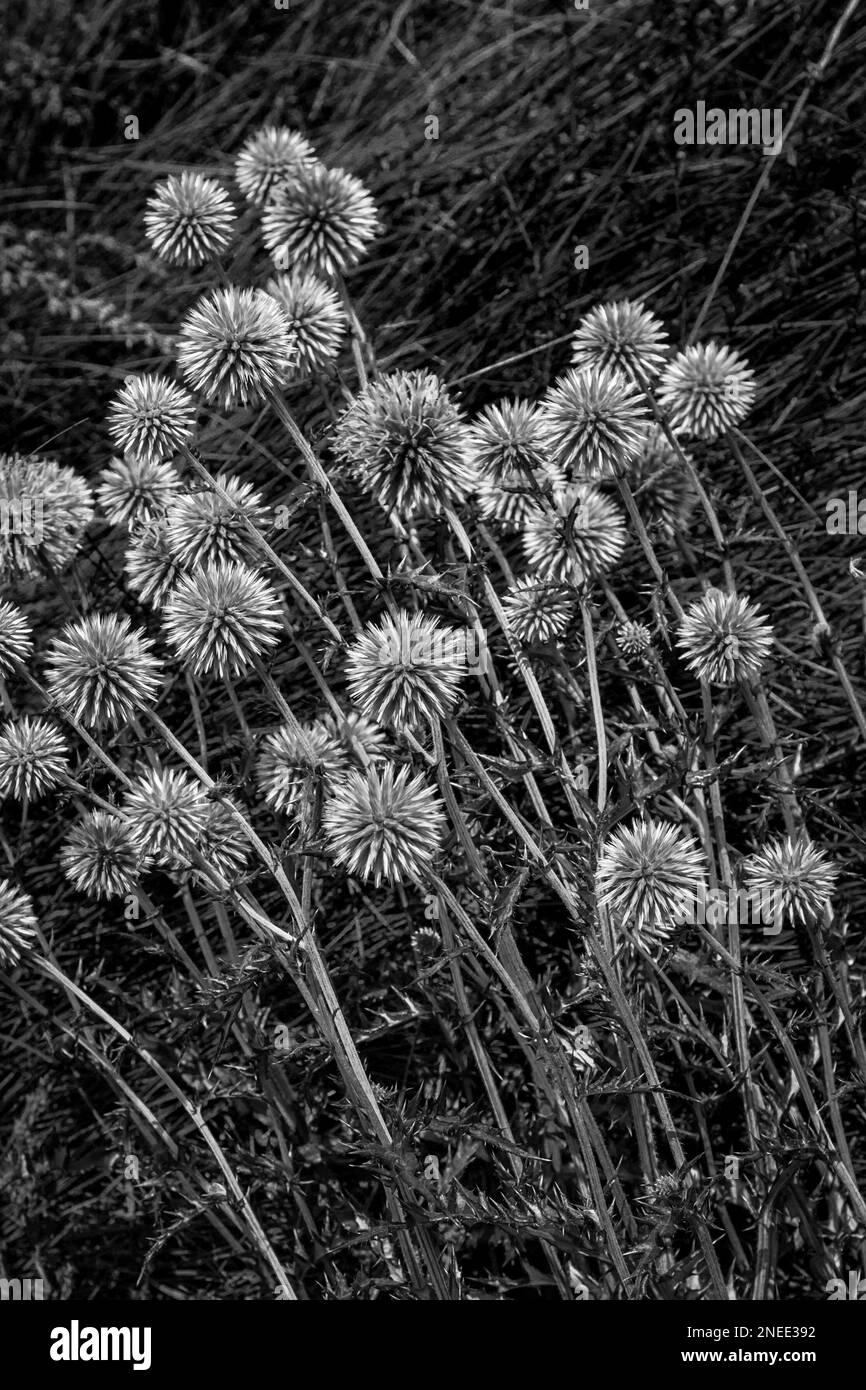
0;880;38;967
322;763;446;886
196;800;250;881
177;286;296;411
125;519;187;606
162;560;282;678
538;366;648;480
261;161;381;278
570;299;669;380
677;588;773;686
742;833;838;929
501;577;575;644
144;171;236;268
0;599;33;675
165;475;268;569
257;720;348;821
234;125;317;206
332;370;477;516
97;455;182;527
0;452;94;580
466;400;553;482
46;613;163;728
322;710;389;764
108;374;197;466
658;342;756;440
411;924;440;958
265;271;347;377
596;817;707;949
61;811;148;900
123;766;210;869
616;620;653;658
522;484;627;584
626;427;698;537
346;610;468;731
0;717;68;800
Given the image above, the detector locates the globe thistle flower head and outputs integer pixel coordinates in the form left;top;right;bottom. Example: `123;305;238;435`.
570;299;669;380
162;560;282;678
522;483;627;585
262;161;381;278
144;171;236;268
466;400;554;483
332;370;477;517
627;427;698;537
596;817;707;950
616;619;653;658
0;717;68;801
46;613;163;728
0;599;33;675
125;519;187;607
265;272;347;377
61;811;149;900
0;453;94;580
502;577;575;644
0;880;38;968
177;287;297;411
108;374;197;466
743;833;838;929
257;720;348;822
165;475;268;569
323;763;446;887
411;924;440;959
234;125;317;206
321;710;389;765
123;766;210;870
97;454;182;528
196;799;250;882
677;588;773;686
658;342;756;440
538;366;648;480
476;464;563;528
346;610;469;731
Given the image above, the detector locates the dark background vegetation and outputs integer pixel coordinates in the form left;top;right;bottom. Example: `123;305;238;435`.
1;0;865;1298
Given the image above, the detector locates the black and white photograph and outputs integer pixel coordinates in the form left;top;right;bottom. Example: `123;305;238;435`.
1;0;865;1359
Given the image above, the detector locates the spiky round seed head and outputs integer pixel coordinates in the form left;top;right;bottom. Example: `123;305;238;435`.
346;610;469;731
322;763;446;887
0;599;33;675
616;620;653;657
45;613;163;728
0;880;38;967
234;125;317;206
107;374;197;466
411;924;440;958
97;455;182;527
476;463;563;528
0;717;68;800
162;559;282;678
177;286;297;411
261;161;381;278
265;272;347;377
570;299;669;380
596;817;708;949
658;342;756;440
522;483;627;585
501;577;575;644
677;588;773;686
0;452;94;580
123;766;210;869
321;710;389;764
626;427;698;537
125;519;187;607
332;370;477;516
742;833;838;929
195;800;250;882
538;366;648;480
144;171;236;268
466;400;553;482
257;721;348;821
165;475;268;569
61;811;148;900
